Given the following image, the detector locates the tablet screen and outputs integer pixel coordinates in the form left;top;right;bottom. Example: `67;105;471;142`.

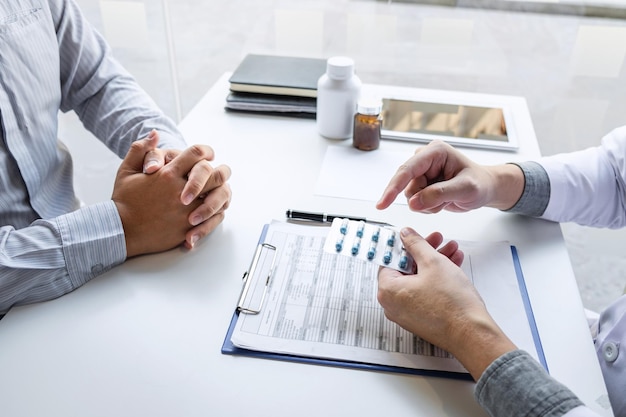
381;98;513;149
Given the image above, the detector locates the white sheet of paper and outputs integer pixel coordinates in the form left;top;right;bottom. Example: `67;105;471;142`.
231;221;541;375
314;146;410;204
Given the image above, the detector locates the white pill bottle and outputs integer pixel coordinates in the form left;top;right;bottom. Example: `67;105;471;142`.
316;56;362;140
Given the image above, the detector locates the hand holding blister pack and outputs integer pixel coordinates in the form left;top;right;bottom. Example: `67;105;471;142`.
323;218;416;273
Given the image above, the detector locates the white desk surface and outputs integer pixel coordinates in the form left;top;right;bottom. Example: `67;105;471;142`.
0;73;611;417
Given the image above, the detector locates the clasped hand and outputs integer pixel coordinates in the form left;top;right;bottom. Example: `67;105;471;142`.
112;130;232;258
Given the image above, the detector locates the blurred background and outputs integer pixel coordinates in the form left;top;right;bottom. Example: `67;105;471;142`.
63;0;626;313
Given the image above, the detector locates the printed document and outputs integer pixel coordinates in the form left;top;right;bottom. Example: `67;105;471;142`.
231;221;541;374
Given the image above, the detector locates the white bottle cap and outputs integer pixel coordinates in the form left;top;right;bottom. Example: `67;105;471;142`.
357;98;382;115
326;56;355;80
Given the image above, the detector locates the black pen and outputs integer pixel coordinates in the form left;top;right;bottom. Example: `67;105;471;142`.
286;209;391;226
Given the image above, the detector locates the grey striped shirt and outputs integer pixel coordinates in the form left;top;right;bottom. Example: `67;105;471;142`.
0;0;186;312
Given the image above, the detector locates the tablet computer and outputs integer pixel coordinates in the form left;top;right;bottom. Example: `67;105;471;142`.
381;96;518;151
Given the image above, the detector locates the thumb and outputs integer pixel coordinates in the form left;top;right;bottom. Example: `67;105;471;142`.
398;227;437;262
120;130;160;174
410;177;469;211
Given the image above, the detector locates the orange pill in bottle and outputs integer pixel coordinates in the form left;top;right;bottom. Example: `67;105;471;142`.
352;99;382;151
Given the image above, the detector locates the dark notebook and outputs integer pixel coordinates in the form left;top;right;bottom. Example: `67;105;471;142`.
229;54;327;98
225;91;316;113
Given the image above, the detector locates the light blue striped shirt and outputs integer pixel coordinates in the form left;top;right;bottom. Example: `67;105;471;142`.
0;0;187;312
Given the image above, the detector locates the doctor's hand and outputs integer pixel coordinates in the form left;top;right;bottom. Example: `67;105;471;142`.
376;140;525;214
377;227;516;381
139;130;232;248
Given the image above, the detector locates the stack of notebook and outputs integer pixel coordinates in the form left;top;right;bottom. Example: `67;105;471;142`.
226;54;327;118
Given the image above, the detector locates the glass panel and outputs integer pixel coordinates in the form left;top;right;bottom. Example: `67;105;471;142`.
52;0;626;311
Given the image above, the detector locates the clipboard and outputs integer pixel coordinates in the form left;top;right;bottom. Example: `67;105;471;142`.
221;224;547;380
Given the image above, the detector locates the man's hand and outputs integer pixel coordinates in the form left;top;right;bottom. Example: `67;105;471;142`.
141;130;182;174
377;227;516;380
112;134;230;257
174;145;231;249
376;140;525;213
139;130;232;249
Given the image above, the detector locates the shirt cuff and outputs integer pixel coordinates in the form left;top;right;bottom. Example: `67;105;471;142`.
55;201;126;290
504;161;551;217
475;350;583;417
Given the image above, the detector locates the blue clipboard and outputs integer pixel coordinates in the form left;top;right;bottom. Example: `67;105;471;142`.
221;225;547;380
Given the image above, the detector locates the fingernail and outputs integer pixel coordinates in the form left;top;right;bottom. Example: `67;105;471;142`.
190;234;199;246
191;215;202;226
149;129;157;139
182;193;194;205
400;227;413;237
143;160;158;173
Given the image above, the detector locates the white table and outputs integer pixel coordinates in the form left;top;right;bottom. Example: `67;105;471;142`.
0;74;612;417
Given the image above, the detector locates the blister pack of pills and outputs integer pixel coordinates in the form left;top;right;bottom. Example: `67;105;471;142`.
323;218;415;273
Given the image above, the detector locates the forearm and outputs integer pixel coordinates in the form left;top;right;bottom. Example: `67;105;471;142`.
73;68;186;156
51;0;186;157
446;315;518;381
0;201;126;312
69;61;186;156
475;350;600;417
500;126;626;227
443;310;597;417
539;129;626;228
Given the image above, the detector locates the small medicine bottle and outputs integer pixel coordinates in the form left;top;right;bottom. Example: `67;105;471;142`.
352;99;382;151
316;56;362;140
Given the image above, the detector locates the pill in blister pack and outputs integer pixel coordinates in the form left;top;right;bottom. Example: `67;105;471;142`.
323;218;415;273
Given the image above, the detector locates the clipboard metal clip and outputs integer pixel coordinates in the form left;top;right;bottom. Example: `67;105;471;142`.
237;243;277;315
